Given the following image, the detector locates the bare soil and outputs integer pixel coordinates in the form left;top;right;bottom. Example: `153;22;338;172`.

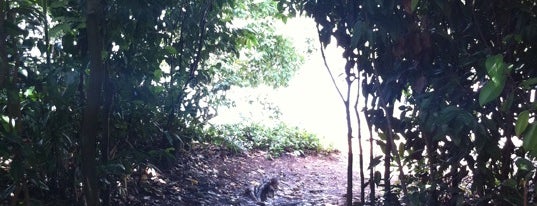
123;143;367;206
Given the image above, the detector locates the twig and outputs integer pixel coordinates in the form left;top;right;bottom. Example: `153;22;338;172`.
175;0;213;116
315;24;346;104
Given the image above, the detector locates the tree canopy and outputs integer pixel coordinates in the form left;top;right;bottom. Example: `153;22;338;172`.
3;0;537;205
0;0;302;204
279;0;537;205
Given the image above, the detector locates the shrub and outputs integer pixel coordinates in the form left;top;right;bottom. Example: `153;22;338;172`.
204;122;324;157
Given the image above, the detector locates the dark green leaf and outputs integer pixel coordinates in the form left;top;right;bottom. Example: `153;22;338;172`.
164;46;177;55
376;140;387;154
350;21;363;48
153;69;163;80
49;23;71;38
523;123;537;157
452;135;461;146
479;81;505;106
378;132;387;140
411;0;419;12
368;155;383;169
515;158;534;172
516;110;530;136
501;92;514;112
374;171;382;185
485;54;505;81
521;78;537;89
398;142;405;157
30;179;50;191
502;179;517;189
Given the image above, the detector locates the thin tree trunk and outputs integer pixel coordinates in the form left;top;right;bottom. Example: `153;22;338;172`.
101;67;113;206
364;92;377;204
354;74;365;204
316;24;354;206
370;77;407;204
423;131;438;205
0;0;8;88
43;0;51;67
42;0;64;196
2;5;29;204
174;0;212;110
6;12;22;135
343;59;355;206
383;106;408;203
345;99;353;206
81;0;105;204
165;3;186;132
383;108;392;203
7;45;28;206
367;111;375;204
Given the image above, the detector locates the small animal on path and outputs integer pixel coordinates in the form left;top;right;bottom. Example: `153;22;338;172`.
245;177;279;203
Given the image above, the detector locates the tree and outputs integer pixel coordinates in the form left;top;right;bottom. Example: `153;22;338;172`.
0;0;302;204
80;0;105;204
279;0;537;205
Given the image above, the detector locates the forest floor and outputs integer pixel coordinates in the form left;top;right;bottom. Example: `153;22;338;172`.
123;142;369;206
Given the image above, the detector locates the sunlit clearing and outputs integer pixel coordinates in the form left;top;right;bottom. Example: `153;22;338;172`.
211;17;365;152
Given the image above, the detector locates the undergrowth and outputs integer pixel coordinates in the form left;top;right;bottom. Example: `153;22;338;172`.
204;122;329;157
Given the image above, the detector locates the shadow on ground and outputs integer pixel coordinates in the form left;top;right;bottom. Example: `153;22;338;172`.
120;143;367;205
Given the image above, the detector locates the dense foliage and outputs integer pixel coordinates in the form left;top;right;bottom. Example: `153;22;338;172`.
4;0;536;205
278;0;537;205
206;122;323;157
0;0;302;204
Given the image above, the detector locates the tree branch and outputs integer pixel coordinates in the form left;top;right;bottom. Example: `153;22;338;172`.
176;0;213;110
316;24;346;104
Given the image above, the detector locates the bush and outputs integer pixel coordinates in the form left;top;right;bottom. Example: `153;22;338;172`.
204;122;324;157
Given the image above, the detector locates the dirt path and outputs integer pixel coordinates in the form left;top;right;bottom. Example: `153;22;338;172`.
126;144;369;205
211;150;365;205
